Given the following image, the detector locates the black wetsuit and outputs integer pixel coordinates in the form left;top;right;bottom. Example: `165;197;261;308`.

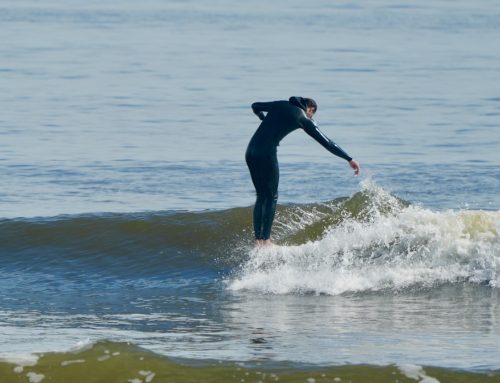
245;97;353;240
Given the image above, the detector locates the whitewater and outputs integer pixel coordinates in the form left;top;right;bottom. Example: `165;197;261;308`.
230;181;500;295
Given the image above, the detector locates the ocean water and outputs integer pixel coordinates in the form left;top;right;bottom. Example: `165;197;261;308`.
1;0;499;382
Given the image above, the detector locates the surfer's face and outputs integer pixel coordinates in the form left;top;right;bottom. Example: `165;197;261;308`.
306;106;316;118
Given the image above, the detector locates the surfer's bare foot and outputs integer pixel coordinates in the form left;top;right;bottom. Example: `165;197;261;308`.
255;239;273;246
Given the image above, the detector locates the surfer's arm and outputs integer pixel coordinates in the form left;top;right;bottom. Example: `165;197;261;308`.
251;101;274;121
301;118;353;162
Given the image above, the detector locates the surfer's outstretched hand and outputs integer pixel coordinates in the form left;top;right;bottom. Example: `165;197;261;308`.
349;159;360;175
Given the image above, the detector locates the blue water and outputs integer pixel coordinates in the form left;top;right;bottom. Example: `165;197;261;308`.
1;0;499;374
1;0;499;217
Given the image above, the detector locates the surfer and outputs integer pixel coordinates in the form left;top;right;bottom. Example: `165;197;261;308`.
246;97;360;246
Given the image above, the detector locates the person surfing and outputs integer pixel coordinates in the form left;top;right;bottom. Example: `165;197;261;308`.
246;97;360;246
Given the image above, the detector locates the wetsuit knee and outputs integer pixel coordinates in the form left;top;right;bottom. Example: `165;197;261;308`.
256;189;278;199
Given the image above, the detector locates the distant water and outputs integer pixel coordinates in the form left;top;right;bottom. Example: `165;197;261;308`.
0;0;499;381
1;0;499;217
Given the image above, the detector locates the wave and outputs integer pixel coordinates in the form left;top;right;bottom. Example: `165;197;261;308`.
0;182;404;272
0;207;253;274
0;340;498;382
1;181;499;290
229;181;500;295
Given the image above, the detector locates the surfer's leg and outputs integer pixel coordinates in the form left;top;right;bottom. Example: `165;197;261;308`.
246;153;266;240
246;151;279;241
253;192;265;239
260;154;279;241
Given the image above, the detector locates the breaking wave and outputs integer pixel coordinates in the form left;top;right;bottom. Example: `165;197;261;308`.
229;181;500;295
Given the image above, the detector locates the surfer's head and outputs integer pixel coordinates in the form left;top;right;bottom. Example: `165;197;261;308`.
304;98;317;118
289;96;317;118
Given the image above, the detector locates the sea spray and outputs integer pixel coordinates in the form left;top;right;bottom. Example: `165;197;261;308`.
229;182;500;295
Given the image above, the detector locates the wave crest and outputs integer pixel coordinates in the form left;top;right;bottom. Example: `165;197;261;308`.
229;181;500;295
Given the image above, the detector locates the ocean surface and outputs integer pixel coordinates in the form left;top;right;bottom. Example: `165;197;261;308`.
1;0;499;382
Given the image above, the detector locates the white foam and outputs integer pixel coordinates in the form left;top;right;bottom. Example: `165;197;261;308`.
139;370;156;383
398;364;440;382
0;334;107;371
0;353;39;367
68;339;94;353
229;182;500;295
26;372;45;383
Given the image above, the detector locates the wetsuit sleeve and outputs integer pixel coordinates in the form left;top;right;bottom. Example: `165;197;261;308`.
301;118;353;161
251;101;274;121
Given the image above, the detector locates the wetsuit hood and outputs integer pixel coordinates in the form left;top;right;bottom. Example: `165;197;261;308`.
289;96;308;111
